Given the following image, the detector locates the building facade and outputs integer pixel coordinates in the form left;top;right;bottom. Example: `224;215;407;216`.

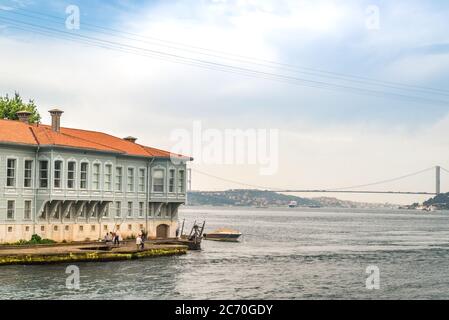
0;110;191;243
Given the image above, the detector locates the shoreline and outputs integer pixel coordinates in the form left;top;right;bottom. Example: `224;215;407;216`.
0;242;188;266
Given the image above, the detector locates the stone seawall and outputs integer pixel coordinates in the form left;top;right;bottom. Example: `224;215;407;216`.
0;243;188;266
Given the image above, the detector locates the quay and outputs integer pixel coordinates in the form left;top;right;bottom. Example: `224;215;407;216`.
0;241;188;266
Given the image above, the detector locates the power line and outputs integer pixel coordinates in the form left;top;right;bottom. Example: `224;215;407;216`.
6;6;449;97
1;15;449;106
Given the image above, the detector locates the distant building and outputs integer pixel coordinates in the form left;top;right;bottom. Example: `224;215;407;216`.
0;109;192;243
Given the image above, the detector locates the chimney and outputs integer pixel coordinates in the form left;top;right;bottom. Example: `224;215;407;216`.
124;136;138;143
16;110;32;124
49;109;64;132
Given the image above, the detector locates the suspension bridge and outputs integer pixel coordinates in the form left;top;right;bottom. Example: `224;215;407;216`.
190;166;449;196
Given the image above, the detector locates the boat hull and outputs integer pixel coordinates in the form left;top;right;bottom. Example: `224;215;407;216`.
204;233;242;242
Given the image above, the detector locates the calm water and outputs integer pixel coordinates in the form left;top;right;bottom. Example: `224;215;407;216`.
2;207;449;300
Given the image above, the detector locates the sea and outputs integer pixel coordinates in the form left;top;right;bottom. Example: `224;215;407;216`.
1;206;449;300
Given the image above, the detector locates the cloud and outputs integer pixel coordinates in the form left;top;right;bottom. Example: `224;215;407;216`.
1;0;449;204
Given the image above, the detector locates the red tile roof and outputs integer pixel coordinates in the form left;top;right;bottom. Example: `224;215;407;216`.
0;119;191;160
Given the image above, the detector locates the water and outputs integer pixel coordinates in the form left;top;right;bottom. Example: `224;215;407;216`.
2;207;449;299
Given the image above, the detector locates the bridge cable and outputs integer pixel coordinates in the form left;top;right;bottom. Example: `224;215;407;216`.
191;166;436;193
328;166;436;191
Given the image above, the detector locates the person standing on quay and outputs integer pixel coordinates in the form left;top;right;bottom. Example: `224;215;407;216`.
136;235;142;251
114;231;120;246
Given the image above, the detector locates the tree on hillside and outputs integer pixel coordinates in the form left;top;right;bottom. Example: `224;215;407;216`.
0;92;41;123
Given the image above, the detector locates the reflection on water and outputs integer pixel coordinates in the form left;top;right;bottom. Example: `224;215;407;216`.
2;207;449;299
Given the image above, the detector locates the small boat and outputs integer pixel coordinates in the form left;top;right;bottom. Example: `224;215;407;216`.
204;228;242;242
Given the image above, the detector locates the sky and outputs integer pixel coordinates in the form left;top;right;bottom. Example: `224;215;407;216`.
1;0;449;204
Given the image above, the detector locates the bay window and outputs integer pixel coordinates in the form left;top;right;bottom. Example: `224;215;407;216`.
153;169;165;193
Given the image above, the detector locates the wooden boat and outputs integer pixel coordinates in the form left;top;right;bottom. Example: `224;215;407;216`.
204;228;242;242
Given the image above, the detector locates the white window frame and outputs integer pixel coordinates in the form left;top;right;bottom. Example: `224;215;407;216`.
115;201;121;218
127;201;133;217
92;162;101;191
53;159;63;189
178;169;186;193
115;166;123;192
104;163;113;191
67;160;76;189
168;168;176;193
7;200;15;220
127;167;135;192
23;159;33;188
80;161;89;190
138;168;146;193
39;159;49;189
152;168;166;193
139;202;144;217
24;200;32;220
6;158;17;187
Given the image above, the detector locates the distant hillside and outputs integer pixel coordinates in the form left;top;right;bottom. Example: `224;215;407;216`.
187;189;319;207
423;193;449;209
187;190;396;208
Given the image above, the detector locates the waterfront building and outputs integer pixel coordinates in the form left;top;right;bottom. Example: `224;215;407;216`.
0;110;191;243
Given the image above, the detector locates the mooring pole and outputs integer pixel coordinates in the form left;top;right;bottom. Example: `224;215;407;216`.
436;166;441;195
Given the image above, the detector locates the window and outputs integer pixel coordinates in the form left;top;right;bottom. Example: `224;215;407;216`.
115;201;121;218
8;227;13;233
65;225;69;231
169;169;176;193
91;225;96;232
67;162;76;189
92;163;100;190
54;226;58;231
80;205;87;218
178;170;186;193
24;200;32;220
79;225;84;232
115;167;123;191
139;202;144;217
54;160;62;189
128;224;132;231
26;226;30;232
153;169;165;193
6;159;16;187
7;200;15;220
127;168;135;192
105;164;112;191
39;160;49;188
127;202;133;217
80;162;88;189
24;160;33;188
103;203;110;217
41;226;45;232
138;168;145;192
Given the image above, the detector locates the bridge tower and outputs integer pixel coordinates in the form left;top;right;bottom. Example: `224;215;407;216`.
436;166;441;195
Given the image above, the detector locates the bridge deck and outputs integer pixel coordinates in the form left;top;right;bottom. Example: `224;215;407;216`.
274;190;437;195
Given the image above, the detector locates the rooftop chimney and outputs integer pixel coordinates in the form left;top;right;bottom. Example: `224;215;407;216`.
49;109;64;132
124;136;138;143
16;110;32;124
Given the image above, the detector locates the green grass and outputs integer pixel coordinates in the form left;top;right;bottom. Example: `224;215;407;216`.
1;234;56;246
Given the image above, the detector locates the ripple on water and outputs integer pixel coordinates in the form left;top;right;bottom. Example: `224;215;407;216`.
2;207;449;299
